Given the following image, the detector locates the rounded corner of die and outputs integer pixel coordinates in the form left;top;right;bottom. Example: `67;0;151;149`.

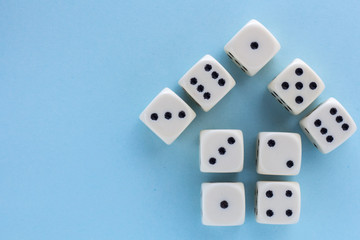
201;215;211;226
255;166;263;176
199;164;209;174
235;130;244;139
162;87;171;91
199;129;208;136
289;169;301;177
267;80;275;91
291;108;302;115
254;215;265;224
274;39;281;50
255;180;264;187
247;19;261;26
160;87;173;95
269;38;281;55
292;218;300;225
290;131;302;141
299;118;307;128
227;74;237;87
246;69;257;77
352;121;358;133
238;181;245;188
319;148;331;154
161;137;175;145
292;58;305;65
201;182;211;192
201;54;216;63
201;105;212;112
177;77;186;88
257;131;269;139
292;181;301;189
139;111;145;123
191;111;197;120
327;97;337;103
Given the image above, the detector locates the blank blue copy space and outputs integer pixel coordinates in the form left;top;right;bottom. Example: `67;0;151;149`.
0;1;360;239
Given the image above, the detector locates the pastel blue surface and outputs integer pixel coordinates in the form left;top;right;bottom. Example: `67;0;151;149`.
1;0;360;239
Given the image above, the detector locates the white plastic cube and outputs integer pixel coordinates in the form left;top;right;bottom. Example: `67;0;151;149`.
300;97;357;154
256;132;301;175
202;182;245;226
255;181;301;224
139;88;196;145
178;55;236;112
224;19;280;76
200;130;244;173
268;58;325;115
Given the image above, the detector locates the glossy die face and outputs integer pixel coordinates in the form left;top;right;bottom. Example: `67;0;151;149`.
224;19;280;76
255;181;301;225
202;182;245;226
139;88;196;145
300;97;357;154
200;130;244;173
256;132;301;176
178;55;236;112
268;58;325;115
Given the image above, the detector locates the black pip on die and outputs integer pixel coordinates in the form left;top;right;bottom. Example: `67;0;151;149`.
255;181;301;224
268;58;325;115
178;55;236;112
139;88;196;145
224;19;281;76
256;132;301;176
300;97;357;154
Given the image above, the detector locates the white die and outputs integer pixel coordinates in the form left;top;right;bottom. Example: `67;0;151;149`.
178;55;236;112
202;182;245;226
255;181;301;225
300;97;357;154
268;58;325;115
200;130;244;173
224;19;280;76
256;132;301;176
139;88;196;145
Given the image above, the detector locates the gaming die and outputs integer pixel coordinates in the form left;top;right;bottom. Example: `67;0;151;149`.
256;132;301;176
202;182;245;226
178;55;236;112
139;88;196;144
300;97;357;153
200;130;244;173
268;58;325;115
224;19;281;76
255;181;301;224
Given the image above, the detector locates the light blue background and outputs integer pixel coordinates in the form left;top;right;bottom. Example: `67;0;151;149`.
1;1;360;239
